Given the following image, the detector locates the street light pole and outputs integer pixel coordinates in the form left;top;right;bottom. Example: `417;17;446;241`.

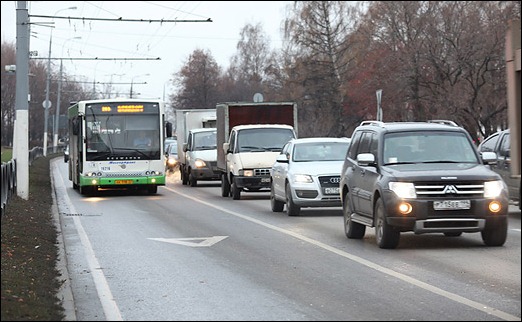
43;6;77;156
53;36;81;152
130;73;150;98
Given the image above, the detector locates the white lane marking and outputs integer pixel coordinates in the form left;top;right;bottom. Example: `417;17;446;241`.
52;161;123;321
149;236;228;247
164;185;520;321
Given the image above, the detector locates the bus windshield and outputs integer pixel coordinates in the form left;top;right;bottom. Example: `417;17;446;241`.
85;103;161;161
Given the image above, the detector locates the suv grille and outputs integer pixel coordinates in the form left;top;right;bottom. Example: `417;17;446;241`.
319;176;341;188
414;182;484;198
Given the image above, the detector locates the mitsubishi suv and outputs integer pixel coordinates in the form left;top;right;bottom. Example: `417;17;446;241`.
340;120;509;249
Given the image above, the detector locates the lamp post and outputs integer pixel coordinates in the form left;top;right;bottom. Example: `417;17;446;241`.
163;78;174;101
53;36;81;152
43;6;77;156
130;73;150;98
104;73;124;98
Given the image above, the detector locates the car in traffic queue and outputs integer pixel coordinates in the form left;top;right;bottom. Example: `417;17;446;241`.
478;129;520;209
165;142;179;173
63;145;69;163
340;120;509;249
270;137;351;216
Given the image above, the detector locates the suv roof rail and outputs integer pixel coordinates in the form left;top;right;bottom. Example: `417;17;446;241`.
360;120;384;127
427;119;459;127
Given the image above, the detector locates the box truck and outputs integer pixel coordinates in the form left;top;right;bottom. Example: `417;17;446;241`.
175;109;218;186
216;102;298;199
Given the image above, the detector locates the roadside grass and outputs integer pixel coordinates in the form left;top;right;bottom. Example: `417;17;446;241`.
1;153;65;321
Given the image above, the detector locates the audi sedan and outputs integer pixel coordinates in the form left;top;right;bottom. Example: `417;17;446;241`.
270;137;351;216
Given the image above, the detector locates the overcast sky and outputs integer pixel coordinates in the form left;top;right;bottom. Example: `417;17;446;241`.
1;1;292;102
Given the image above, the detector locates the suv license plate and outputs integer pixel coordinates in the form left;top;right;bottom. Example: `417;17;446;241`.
433;200;470;210
324;187;340;195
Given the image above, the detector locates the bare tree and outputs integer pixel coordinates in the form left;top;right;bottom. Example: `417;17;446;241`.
1;41;17;147
283;1;357;137
171;48;222;109
228;22;274;101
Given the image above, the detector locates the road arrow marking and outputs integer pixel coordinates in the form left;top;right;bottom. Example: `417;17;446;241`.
148;236;228;247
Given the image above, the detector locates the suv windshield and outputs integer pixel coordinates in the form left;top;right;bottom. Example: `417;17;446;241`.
383;131;478;165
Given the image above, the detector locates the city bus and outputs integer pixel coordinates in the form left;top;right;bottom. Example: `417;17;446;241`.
67;98;172;195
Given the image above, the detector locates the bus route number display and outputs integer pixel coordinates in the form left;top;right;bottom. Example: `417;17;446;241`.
100;104;145;113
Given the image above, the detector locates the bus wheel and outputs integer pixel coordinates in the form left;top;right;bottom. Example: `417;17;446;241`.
79;185;91;196
148;185;158;194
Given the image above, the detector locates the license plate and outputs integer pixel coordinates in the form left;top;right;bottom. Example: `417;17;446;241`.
433;200;470;210
115;180;133;184
324;187;340;195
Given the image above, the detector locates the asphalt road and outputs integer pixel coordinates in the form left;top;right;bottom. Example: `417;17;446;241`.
51;159;521;321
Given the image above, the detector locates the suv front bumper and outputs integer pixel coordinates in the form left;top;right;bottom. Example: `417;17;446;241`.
382;192;509;234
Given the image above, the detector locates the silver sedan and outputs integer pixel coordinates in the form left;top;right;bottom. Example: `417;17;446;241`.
270;137;351;216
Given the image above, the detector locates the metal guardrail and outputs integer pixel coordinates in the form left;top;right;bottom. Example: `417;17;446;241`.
1;147;46;216
1;159;17;216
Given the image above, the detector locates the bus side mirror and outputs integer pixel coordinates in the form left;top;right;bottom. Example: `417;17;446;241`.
72;119;80;135
165;121;173;138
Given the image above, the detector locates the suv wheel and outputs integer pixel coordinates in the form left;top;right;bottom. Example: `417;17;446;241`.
481;218;508;246
286;184;300;216
343;196;365;239
270;182;284;212
375;197;400;249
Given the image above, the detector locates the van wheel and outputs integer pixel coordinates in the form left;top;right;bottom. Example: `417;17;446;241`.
270;182;284;212
189;172;197;187
375;197;400;249
231;178;241;200
343;196;365;239
181;168;188;185
221;174;230;197
481;218;507;246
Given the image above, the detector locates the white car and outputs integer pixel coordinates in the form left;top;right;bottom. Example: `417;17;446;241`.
270;137;351;216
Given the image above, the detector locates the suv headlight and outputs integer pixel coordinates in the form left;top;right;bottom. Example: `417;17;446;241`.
389;182;416;198
484;180;504;198
293;174;313;183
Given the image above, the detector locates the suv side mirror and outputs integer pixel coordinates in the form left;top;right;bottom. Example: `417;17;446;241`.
223;142;230;154
481;151;497;165
357;153;376;166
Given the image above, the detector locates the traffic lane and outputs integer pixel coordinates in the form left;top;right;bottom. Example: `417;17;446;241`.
173;181;521;320
165;182;520;320
54;163;520;321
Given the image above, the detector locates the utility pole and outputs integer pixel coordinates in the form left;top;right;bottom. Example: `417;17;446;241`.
13;1;30;199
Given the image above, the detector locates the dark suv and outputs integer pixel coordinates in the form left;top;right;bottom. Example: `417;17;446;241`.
340;120;509;249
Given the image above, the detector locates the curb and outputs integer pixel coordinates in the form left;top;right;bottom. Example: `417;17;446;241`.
51;159;77;321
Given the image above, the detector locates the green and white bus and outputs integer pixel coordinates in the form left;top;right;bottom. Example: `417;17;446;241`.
67;98;172;195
